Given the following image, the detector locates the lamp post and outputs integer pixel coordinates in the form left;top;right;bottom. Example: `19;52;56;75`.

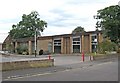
35;28;37;57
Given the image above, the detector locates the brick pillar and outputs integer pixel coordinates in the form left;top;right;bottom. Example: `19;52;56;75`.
52;39;54;53
15;42;18;53
63;38;66;54
98;33;103;43
61;38;64;54
28;41;32;55
66;37;70;54
81;35;84;53
89;34;92;53
70;37;73;54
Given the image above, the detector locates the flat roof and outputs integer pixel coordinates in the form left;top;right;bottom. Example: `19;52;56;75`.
3;30;102;42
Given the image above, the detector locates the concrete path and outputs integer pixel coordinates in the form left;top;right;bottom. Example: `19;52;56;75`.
1;54;90;63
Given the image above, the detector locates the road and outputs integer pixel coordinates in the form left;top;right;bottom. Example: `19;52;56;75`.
2;55;118;81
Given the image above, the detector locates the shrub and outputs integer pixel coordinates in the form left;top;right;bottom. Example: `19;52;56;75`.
98;40;117;54
39;49;43;55
117;48;120;53
22;51;28;55
16;45;28;54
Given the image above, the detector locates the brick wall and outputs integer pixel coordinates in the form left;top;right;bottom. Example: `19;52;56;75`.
1;59;54;71
84;35;90;53
37;39;52;54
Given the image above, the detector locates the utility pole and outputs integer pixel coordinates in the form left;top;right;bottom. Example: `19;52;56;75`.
35;28;37;57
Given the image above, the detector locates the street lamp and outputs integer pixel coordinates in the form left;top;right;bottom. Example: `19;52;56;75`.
34;28;37;57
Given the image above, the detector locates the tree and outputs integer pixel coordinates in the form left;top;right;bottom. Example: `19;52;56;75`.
72;26;85;34
94;5;120;47
9;11;47;39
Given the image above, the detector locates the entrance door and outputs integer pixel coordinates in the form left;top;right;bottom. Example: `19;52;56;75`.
54;39;61;53
73;45;80;53
72;36;81;53
92;44;97;53
54;46;61;53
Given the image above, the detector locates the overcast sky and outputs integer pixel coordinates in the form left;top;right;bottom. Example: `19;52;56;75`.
0;0;119;43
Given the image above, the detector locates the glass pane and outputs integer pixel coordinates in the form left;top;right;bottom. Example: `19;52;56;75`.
77;42;80;44
73;42;76;44
92;36;97;41
73;38;80;41
54;40;61;42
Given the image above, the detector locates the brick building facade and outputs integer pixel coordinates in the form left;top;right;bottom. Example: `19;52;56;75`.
2;31;103;55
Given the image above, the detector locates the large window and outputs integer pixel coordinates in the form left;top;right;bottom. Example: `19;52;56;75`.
54;39;61;53
72;36;81;53
91;34;98;52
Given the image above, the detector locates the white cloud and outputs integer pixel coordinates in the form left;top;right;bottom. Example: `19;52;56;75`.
0;0;119;43
42;25;74;36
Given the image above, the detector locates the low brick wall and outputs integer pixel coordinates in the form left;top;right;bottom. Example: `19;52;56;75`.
1;59;54;71
93;54;118;60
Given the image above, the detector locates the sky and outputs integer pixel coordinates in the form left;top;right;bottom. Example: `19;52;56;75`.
0;0;119;43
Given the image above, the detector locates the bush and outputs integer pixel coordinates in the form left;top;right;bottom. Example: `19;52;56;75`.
117;48;120;53
22;51;28;55
39;49;43;55
98;40;117;54
16;45;28;54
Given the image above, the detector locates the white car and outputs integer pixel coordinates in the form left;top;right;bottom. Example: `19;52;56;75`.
0;51;9;55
